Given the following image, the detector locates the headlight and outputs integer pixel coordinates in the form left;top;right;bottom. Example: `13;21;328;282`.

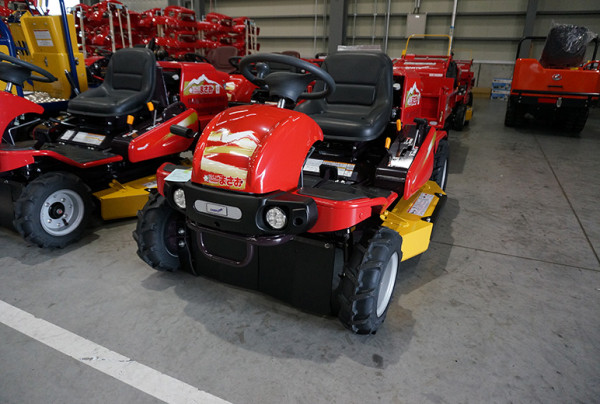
265;207;286;230
173;188;186;209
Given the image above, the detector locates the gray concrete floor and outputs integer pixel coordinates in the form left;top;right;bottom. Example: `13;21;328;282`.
1;98;599;403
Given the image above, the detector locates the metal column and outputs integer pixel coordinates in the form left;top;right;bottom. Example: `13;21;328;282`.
519;0;538;58
328;0;348;55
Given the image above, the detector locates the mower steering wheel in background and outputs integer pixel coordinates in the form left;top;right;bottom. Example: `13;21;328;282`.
183;53;211;63
0;53;57;86
239;53;336;103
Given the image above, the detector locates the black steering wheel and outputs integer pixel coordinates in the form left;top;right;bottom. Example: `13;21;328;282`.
183;53;211;63
0;53;57;86
240;53;335;103
229;56;241;70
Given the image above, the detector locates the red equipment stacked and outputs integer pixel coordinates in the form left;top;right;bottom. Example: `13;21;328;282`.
71;1;259;59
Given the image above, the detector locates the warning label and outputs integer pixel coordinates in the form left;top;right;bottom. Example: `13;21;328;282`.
408;193;434;216
33;30;53;47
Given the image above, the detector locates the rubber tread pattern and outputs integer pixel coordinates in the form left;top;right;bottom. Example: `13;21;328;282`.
13;172;92;248
337;227;402;334
133;191;182;272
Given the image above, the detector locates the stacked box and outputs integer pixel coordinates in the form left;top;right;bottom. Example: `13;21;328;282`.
491;78;511;100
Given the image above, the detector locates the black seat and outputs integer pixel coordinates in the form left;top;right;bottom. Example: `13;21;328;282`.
67;47;156;117
295;51;393;142
207;46;238;73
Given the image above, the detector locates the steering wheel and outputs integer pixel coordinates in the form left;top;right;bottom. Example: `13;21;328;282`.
183;53;211;63
229;56;241;70
240;53;335;103
0;53;57;86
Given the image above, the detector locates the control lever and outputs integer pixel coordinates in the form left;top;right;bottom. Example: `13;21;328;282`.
413;118;429;147
171;124;196;139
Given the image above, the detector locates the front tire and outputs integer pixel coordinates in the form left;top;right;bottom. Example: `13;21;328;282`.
431;138;449;191
561;106;588;134
13;172;92;248
133;191;184;271
338;227;403;334
452;104;467;131
505;97;525;127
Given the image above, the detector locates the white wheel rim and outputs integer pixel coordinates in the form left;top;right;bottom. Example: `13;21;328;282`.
376;251;399;317
39;189;85;236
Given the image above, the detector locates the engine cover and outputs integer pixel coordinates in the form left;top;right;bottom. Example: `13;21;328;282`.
192;104;323;194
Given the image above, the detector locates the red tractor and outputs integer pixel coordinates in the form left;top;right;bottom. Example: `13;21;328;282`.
505;24;600;133
393;34;474;132
0;47;229;248
134;52;449;334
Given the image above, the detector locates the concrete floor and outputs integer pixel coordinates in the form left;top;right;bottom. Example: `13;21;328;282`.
1;98;599;403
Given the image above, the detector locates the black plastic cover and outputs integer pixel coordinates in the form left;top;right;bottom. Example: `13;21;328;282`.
540;24;596;68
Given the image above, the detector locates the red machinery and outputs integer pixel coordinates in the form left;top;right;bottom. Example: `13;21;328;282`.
72;2;259;59
393;34;474;131
0;47;229;248
505;24;599;133
134;52;449;334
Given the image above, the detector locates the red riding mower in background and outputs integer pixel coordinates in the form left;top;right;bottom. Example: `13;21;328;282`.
505;24;599;133
393;34;474;132
134;52;449;334
0;46;229;248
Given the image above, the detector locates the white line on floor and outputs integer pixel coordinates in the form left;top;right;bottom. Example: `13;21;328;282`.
0;300;231;404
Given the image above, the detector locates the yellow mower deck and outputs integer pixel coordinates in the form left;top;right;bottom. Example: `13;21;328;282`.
381;180;446;261
466;106;473;122
93;176;157;220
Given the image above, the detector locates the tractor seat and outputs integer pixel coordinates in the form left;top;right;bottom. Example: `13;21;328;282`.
67;47;156;117
207;46;238;73
295;51;393;142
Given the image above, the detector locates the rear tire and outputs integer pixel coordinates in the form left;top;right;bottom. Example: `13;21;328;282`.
13;172;92;248
133;191;184;271
338;227;402;334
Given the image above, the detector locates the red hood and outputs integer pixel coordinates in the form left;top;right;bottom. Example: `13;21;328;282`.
192;104;323;194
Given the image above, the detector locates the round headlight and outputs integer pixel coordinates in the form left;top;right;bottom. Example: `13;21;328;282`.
265;207;287;230
173;188;186;209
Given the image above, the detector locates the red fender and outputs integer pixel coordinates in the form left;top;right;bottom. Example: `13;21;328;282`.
0;92;44;135
404;127;441;200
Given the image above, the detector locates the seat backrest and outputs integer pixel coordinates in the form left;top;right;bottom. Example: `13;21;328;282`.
66;47;156;118
104;47;156;95
320;51;392;107
281;50;301;58
295;51;394;142
207;46;238;72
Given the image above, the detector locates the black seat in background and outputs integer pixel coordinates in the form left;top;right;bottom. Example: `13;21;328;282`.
67;47;156;117
295;51;394;142
207;46;238;73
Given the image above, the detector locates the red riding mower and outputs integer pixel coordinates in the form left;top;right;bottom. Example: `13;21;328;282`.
0;46;229;248
393;34;474;132
134;52;449;334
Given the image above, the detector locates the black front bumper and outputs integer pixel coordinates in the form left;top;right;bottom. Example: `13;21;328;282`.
163;180;318;237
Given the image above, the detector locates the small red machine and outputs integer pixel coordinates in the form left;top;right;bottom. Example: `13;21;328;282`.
134;52;449;334
0;47;229;248
505;24;599;133
393;34;474;131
